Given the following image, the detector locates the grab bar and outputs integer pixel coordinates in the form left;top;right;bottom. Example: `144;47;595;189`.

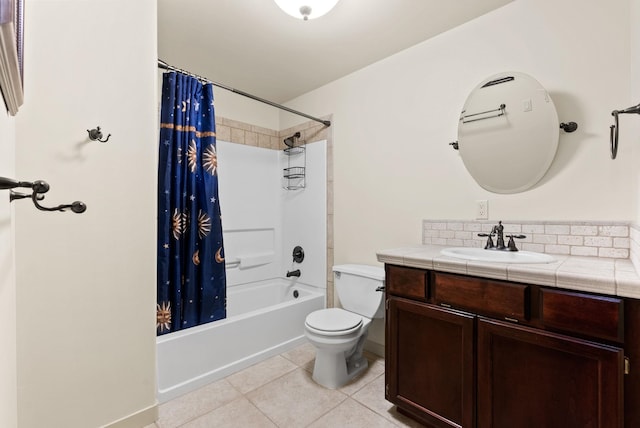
460;104;506;124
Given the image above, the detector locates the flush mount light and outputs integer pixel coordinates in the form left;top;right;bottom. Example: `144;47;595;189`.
274;0;340;20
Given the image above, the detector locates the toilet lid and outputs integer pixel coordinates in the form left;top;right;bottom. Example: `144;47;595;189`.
305;308;362;333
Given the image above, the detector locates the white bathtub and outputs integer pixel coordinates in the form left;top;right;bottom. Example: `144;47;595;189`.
156;279;325;402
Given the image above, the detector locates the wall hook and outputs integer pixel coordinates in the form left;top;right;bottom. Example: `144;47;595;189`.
283;132;301;148
0;177;87;213
87;126;111;143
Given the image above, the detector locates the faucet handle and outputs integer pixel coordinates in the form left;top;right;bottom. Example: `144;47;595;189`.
478;233;495;249
506;234;526;251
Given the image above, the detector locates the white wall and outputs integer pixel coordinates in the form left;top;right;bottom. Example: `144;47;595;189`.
0;107;17;427
282;0;635;266
632;0;640;223
215;90;281;131
13;1;157;427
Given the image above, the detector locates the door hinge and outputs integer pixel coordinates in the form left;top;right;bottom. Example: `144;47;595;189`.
625;357;630;375
385;383;389;397
386;299;389;310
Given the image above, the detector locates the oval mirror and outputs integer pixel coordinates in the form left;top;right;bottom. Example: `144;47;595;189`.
457;71;559;194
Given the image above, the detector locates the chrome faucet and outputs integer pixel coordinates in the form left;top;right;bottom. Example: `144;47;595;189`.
478;221;526;252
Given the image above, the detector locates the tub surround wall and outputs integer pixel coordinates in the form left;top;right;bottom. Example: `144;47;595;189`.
216;115;335;305
424;220;631;258
217;142;282;287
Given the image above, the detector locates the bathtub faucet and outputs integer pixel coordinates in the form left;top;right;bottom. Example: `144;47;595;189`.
286;269;301;278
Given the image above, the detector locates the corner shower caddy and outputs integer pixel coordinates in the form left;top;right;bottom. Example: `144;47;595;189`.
283;132;306;190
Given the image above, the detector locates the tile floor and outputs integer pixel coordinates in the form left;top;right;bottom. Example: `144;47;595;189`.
145;343;426;428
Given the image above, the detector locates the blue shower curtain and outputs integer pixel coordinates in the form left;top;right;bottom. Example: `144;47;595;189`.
157;72;226;335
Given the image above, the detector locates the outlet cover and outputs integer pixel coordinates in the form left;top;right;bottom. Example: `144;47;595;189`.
476;200;488;219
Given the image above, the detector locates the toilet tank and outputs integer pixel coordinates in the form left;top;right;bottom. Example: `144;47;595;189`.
333;264;385;319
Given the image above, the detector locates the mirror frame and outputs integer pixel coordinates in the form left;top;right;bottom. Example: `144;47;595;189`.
0;0;23;116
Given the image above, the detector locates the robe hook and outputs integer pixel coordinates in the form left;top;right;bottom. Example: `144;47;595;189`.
87;126;111;143
1;177;87;213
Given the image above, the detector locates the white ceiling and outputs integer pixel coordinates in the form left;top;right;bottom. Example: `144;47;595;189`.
158;0;513;103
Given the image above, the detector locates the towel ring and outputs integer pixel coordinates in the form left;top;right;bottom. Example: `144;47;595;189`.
610;103;640;159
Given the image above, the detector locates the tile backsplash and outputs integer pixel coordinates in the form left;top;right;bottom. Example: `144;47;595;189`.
423;220;631;259
630;224;640;271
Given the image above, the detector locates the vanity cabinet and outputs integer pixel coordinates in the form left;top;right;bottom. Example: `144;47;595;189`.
385;264;634;428
477;318;623;428
387;297;474;428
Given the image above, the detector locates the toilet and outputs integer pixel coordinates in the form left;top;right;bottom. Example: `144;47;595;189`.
304;264;385;389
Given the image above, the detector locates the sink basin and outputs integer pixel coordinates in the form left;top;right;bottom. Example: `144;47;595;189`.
440;247;555;264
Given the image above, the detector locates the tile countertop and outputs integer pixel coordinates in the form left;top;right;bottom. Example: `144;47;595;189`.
376;245;640;299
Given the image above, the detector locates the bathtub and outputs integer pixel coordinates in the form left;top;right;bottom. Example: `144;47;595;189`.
156;278;325;402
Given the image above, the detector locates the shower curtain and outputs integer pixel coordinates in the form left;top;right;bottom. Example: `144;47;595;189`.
157;72;226;335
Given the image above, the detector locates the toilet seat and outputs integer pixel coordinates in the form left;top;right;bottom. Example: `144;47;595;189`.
305;308;362;336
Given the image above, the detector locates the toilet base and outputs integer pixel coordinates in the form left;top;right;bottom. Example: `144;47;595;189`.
310;332;369;389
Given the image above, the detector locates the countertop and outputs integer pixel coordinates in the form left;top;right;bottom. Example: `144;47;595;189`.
376;244;640;299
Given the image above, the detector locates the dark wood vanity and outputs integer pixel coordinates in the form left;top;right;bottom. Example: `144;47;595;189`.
384;264;640;428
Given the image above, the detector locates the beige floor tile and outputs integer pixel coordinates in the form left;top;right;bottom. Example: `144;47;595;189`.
340;358;385;396
308;398;398;428
142;424;157;428
352;374;426;427
226;355;298;394
180;397;277;428
247;368;347;427
156;379;241;428
281;342;315;372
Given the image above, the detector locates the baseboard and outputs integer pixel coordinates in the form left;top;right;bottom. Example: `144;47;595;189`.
364;339;384;358
102;403;158;428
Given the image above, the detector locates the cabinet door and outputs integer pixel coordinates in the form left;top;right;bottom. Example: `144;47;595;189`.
477;318;623;428
386;297;475;428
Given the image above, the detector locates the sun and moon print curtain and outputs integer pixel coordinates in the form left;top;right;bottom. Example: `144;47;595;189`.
157;71;226;335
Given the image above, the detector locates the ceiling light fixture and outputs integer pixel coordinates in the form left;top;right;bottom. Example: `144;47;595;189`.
274;0;340;21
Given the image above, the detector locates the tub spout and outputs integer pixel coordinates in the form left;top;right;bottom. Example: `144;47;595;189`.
286;269;301;278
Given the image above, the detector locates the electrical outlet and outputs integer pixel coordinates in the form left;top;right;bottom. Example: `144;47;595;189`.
476;200;488;220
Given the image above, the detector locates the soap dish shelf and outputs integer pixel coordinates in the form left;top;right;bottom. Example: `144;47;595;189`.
284;146;305;156
283;166;305;179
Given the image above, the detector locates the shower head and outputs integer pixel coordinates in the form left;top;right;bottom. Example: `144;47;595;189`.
283;132;301;148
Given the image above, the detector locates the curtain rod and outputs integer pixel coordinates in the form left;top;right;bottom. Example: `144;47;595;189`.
157;59;331;127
